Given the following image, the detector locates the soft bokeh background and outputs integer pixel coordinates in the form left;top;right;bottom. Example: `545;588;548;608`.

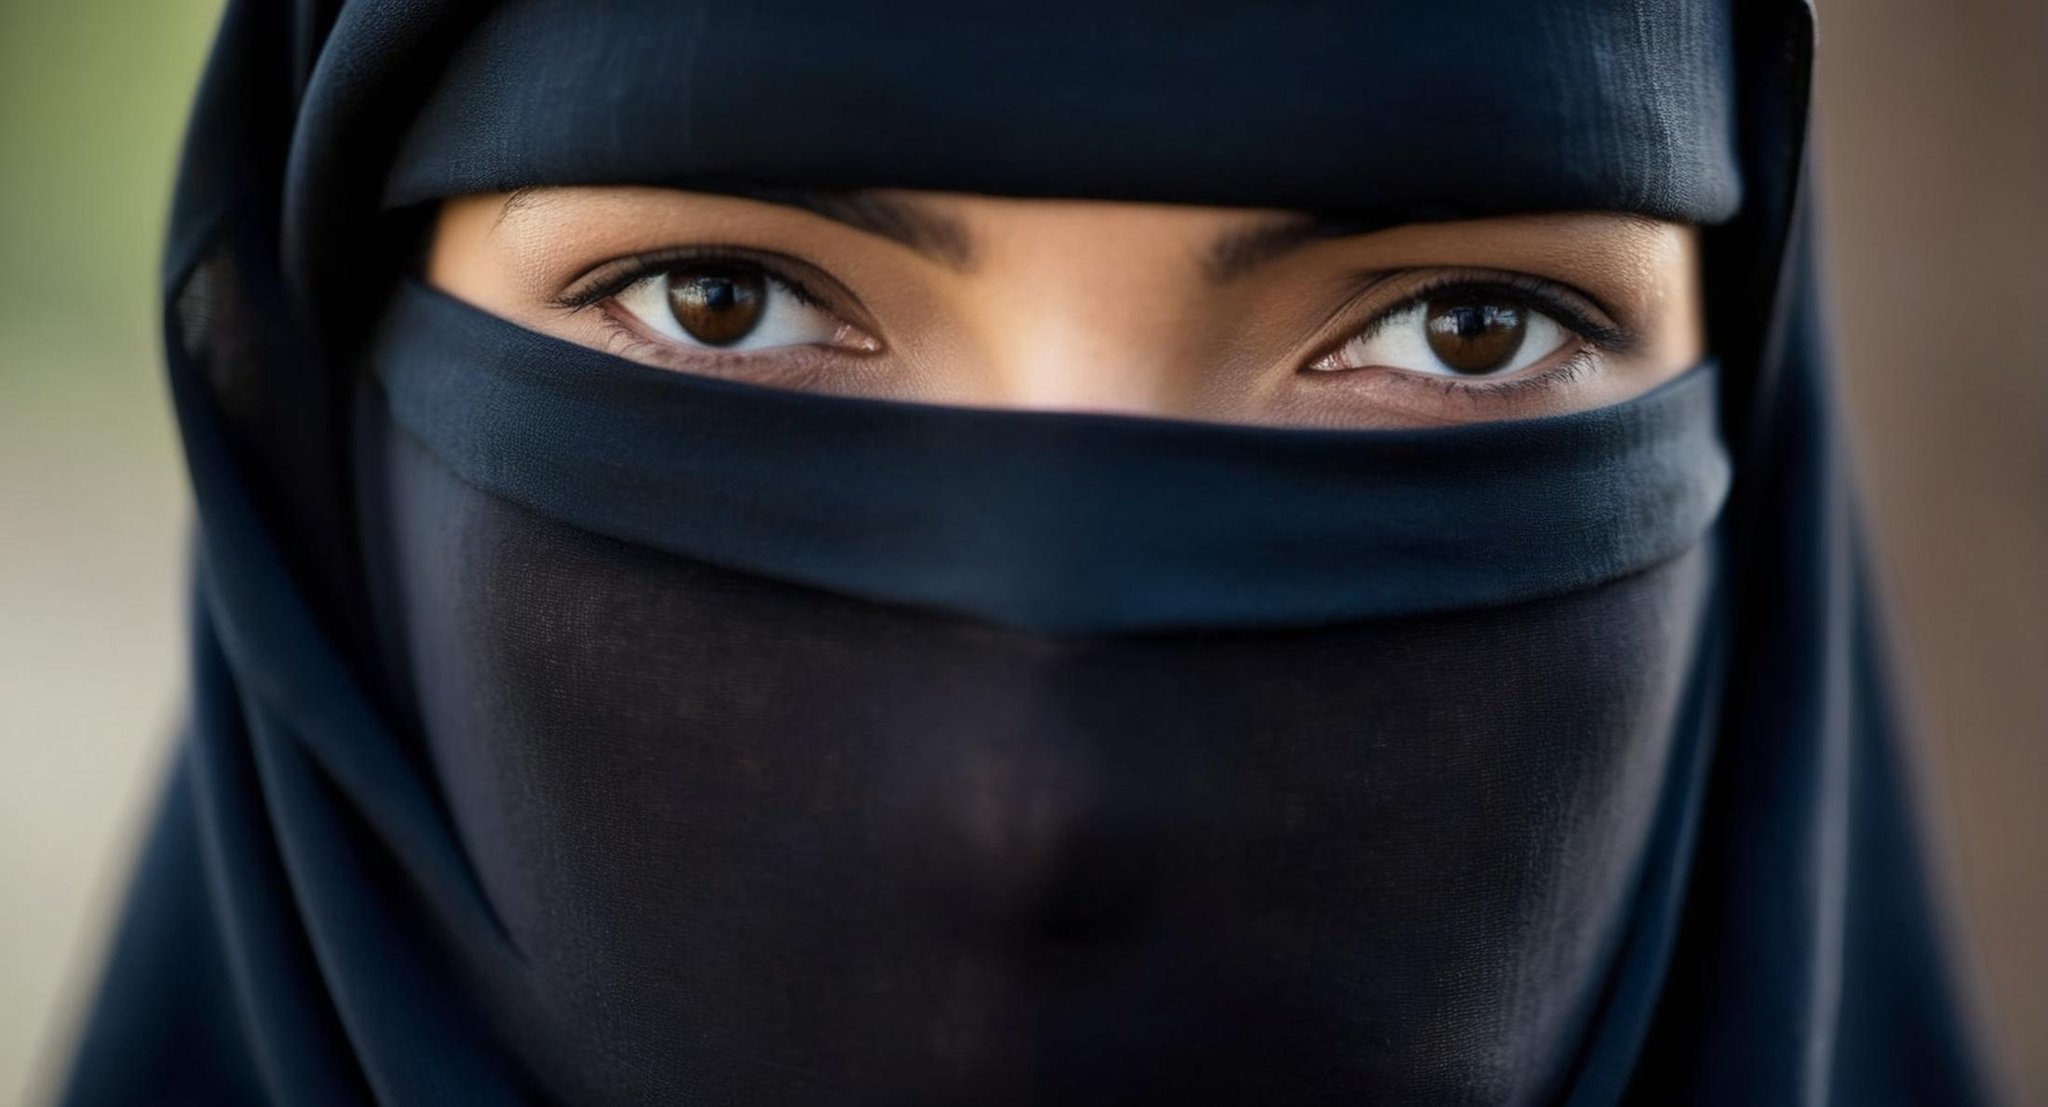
1;1;2042;1103
2;2;216;1102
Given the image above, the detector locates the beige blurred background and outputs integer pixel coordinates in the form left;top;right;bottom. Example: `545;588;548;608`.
1;1;2042;1103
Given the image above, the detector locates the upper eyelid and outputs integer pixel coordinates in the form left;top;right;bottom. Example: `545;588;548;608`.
552;246;842;313
1338;271;1634;351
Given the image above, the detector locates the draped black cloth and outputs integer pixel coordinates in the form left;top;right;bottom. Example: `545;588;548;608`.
57;1;1992;1103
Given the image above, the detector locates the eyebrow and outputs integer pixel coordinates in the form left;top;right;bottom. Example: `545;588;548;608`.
496;187;1465;282
770;196;1367;283
741;189;976;269
1203;215;1381;283
498;185;977;269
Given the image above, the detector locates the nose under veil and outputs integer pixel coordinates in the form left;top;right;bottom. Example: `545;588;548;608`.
59;2;1992;1105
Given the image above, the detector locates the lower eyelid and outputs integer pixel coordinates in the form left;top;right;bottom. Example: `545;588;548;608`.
593;302;870;380
1301;339;1599;405
1388;346;1601;401
598;335;838;396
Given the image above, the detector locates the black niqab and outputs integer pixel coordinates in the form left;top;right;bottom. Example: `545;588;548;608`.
58;1;1991;1104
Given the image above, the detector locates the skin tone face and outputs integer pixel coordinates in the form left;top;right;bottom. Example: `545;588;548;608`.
426;187;1704;429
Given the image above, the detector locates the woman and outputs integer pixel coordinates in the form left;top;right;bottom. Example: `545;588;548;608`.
58;0;1990;1103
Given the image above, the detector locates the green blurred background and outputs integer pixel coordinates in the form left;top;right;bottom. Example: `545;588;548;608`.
1;2;2043;1104
1;1;219;1103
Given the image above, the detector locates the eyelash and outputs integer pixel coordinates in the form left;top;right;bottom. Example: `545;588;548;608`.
553;252;1633;401
1313;271;1634;402
550;247;866;378
555;246;835;314
1354;272;1630;351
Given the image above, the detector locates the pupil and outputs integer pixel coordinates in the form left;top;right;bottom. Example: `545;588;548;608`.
1425;299;1526;375
668;268;766;347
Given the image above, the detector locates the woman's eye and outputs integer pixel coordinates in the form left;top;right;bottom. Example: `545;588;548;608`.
611;265;867;352
1307;296;1577;379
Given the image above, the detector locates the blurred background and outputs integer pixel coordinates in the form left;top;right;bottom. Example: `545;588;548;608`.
0;1;2042;1103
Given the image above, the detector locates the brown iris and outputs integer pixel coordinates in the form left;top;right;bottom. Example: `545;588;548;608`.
1424;299;1527;375
667;268;766;346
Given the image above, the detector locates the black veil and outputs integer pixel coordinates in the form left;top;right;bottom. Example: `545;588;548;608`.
57;1;1991;1103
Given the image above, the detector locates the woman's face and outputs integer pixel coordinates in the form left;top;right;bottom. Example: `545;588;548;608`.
382;186;1721;1102
427;187;1703;428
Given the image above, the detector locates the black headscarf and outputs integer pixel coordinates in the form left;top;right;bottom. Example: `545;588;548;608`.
59;1;1992;1103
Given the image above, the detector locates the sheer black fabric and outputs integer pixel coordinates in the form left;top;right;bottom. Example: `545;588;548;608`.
347;283;1730;1103
55;0;1992;1104
354;393;1721;1103
370;281;1731;635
